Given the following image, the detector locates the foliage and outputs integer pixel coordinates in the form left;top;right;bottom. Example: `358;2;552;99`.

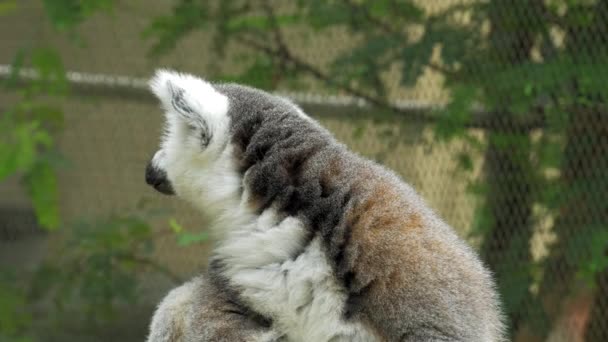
29;210;182;324
0;271;33;342
1;47;67;231
169;218;209;246
0;209;184;340
0;5;69;340
1;0;118;230
0;1;201;340
42;0;115;33
144;0;608;339
1;0;606;340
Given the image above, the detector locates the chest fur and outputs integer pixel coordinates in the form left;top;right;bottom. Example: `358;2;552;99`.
215;210;377;342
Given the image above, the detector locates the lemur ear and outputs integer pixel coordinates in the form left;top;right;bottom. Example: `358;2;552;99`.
149;70;200;127
149;69;229;129
165;80;204;127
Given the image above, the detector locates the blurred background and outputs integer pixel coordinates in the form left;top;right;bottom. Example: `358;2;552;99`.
0;0;606;341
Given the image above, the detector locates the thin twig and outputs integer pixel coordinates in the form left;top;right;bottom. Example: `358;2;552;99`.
119;254;183;284
262;1;289;56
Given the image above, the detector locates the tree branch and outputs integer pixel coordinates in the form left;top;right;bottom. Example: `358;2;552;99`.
235;1;462;113
234;32;405;113
262;1;289;56
236;2;410;113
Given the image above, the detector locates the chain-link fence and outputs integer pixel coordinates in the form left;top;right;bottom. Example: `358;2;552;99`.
1;1;607;341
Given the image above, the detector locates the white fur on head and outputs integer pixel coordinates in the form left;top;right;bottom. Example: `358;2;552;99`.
149;70;230;154
149;69;229;128
148;69;239;217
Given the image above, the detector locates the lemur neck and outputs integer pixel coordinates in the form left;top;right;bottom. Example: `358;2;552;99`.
212;207;311;277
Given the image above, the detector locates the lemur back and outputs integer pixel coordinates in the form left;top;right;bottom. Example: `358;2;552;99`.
145;70;505;342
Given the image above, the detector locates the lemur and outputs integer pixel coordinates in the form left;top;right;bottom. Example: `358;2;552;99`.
144;70;505;342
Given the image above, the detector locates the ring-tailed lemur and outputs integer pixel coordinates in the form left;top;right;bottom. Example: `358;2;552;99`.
144;70;505;342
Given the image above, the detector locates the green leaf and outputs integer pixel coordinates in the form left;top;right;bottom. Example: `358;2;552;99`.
567;226;608;282
143;1;207;57
176;231;209;246
219;56;276;90
3;47;26;88
0;275;31;339
30;47;68;95
303;1;352;30
226;14;299;33
523;83;534;96
22;161;60;230
0;1;17;15
42;0;115;31
369;0;424;20
537;136;564;170
0;121;51;181
168;218;184;233
352;122;366;140
400;38;435;86
29;104;64;129
434;85;476;141
468;200;494;238
330;33;399;95
456;152;474;172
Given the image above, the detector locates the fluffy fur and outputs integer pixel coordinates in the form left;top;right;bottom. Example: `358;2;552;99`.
145;70;505;342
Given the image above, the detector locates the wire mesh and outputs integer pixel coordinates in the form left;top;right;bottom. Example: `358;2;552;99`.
0;1;606;341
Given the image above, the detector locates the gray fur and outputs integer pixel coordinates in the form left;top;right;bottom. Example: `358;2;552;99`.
146;73;505;342
147;275;283;342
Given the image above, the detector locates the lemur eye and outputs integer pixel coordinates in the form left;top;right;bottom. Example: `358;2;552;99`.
200;121;212;148
185;124;211;149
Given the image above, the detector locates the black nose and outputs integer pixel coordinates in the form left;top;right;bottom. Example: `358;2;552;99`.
145;163;175;195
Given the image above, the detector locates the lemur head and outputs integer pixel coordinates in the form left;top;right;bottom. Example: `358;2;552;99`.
145;70;232;199
145;69;317;213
